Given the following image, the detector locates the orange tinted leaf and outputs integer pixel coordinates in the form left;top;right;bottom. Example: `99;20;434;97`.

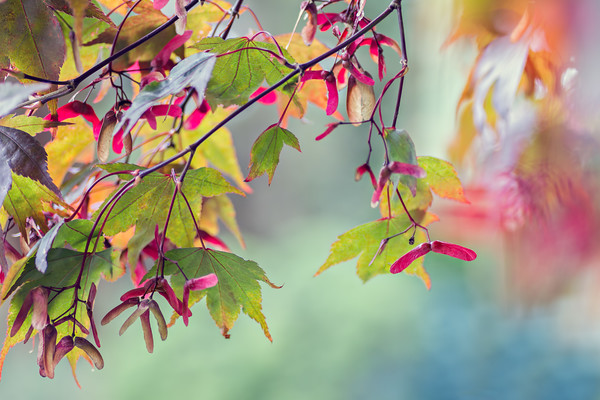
418;156;469;203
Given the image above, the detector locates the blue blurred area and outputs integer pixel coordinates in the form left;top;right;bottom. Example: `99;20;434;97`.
2;221;600;399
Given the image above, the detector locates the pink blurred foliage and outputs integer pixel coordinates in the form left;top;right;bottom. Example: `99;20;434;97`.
441;0;600;304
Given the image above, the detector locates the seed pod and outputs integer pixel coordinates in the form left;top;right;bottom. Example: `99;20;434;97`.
140;309;154;353
53;335;74;367
346;72;376;126
119;299;150;336
123;132;133;157
30;287;49;330
74;337;104;370
42;324;58;379
97;109;117;162
148;300;168;341
101;297;139;325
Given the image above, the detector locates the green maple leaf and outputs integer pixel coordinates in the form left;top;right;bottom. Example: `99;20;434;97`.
0;0;66;82
385;128;420;196
150;248;278;341
316;215;436;287
246;124;301;184
379;179;433;218
418;156;469;203
193;37;297;107
53;219;101;252
0;114;69;135
0;248;115;381
94;164;242;247
2;174;70;237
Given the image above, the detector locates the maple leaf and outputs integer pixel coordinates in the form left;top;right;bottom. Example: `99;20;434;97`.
0;126;62;198
2;174;70;238
0;0;66;83
192;37;297;107
418;156;469;203
83;2;179;70
316;214;436;287
0;114;70;136
94;164;243;248
149;247;278;341
383;128;421;197
245;124;301;184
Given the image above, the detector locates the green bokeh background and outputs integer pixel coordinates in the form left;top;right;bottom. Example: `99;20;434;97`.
3;0;600;398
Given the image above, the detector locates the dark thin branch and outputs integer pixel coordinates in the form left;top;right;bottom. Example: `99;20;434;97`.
392;1;407;128
132;0;399;182
15;0;206;108
221;0;244;39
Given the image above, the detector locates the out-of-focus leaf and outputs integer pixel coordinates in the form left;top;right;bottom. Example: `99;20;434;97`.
44;0;115;27
0;115;70;136
0;248;115;381
186;0;232;41
199;195;244;247
0;0;66;82
57;11;108;80
316;215;434;287
276;33;329;64
465;34;529;138
419;156;469;203
45;122;95;186
154;247;277;341
179;106;251;193
0;83;50;118
448;100;478;165
84;3;176;70
245;124;301;184
385;128;419;196
346;74;375;126
114;52;216;136
0;126;62;197
193;37;296;107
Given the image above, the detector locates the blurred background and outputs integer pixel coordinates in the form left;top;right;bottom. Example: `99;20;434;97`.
3;0;600;398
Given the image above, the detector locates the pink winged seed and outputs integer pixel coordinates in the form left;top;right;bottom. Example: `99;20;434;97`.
325;75;339;115
431;241;477;261
387;162;427;178
389;242;432;274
